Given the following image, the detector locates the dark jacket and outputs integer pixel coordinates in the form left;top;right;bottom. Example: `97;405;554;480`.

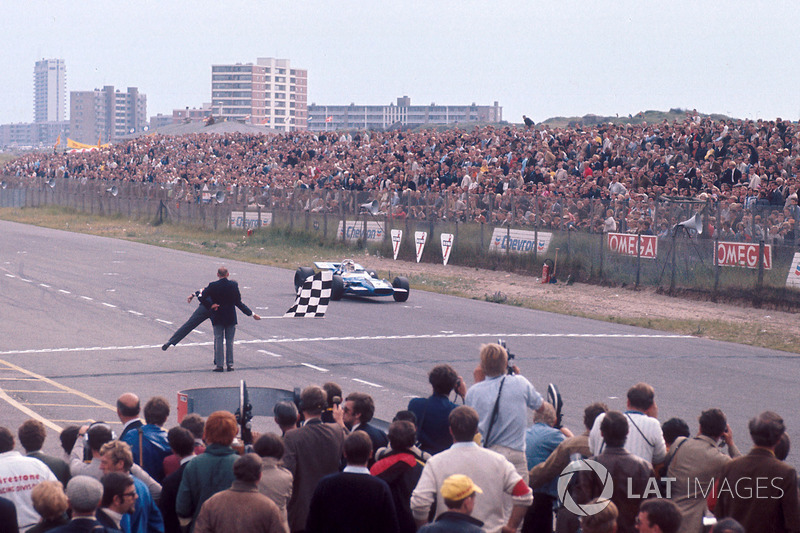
418;512;484;533
408;394;458;455
306;472;399;533
371;452;425;533
201;278;252;326
352;422;388;467
176;444;238;529
27;451;71;488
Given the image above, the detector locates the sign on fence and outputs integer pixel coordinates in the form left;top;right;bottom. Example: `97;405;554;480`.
229;210;272;229
391;229;402;260
488;228;552;254
716;241;772;269
337;220;385;242
441;233;454;265
607;233;658;259
415;231;427;263
786;253;800;288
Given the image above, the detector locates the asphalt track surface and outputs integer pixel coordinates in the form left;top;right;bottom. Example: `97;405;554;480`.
1;220;798;469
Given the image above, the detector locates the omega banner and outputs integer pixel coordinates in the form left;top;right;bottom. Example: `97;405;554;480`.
607;233;657;259
716;241;772;270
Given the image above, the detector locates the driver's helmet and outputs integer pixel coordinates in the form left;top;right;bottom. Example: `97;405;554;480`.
341;259;355;272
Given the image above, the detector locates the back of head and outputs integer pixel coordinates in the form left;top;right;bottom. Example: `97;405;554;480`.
233;453;262;483
300;386;327;416
580;499;618;533
639;499;682;533
388;420;416;452
775;433;791;461
31;481;69;521
534;402;557;427
87;423;114;452
18;419;46;452
345;392;375;423
600;411;628;448
101;472;134;508
429;364;459;396
273;401;299;427
322;382;342;406
180;413;205;440
0;427;14;453
749;410;785;448
344;430;373;466
662;417;691;446
100;441;133;472
116;393;140;418
479;343;508;377
204;411;239;446
143;396;170;426
392;410;418;427
698;408;727;440
253;433;284;460
627;382;655;411
66;475;104;514
60;426;80;455
167;426;195;458
218;266;229;278
449;406;479;442
584;403;609;431
713;517;745;533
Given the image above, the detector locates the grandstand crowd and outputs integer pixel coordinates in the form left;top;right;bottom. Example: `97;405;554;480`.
3;112;800;241
0;343;794;533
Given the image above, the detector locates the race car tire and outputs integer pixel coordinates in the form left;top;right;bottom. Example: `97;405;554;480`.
294;267;315;292
392;276;410;302
367;269;379;278
331;274;345;301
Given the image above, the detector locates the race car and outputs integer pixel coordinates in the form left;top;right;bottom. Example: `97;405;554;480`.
294;259;410;302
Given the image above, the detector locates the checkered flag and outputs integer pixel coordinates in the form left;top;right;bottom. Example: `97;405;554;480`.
284;270;332;318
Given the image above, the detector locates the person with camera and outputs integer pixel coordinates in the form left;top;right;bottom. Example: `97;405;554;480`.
465;343;544;482
408;364;467;456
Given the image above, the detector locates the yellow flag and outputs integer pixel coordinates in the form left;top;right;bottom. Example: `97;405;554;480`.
54;135;61;147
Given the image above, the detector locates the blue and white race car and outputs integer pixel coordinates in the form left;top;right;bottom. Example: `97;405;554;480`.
294;259;410;302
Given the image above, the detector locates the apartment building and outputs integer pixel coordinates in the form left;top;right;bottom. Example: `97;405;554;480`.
69;86;147;144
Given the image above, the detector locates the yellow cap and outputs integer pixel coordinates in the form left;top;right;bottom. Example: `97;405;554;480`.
441;474;483;500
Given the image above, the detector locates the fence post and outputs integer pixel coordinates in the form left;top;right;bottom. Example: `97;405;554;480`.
755;238;765;307
635;232;642;289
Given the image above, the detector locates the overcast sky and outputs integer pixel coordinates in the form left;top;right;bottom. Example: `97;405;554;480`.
3;1;800;126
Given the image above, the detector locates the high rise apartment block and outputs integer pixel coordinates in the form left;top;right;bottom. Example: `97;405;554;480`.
211;57;307;131
34;58;67;123
69;86;147;144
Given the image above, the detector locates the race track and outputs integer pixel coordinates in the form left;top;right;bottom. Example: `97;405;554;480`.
1;220;798;468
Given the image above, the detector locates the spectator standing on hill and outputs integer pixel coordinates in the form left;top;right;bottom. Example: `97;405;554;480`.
0;426;57;531
713;411;800;533
122;396;172;483
465;342;544;482
589;383;667;469
411;406;533;533
176;411;239;532
418;474;485;533
665;408;740;533
306;431;399;533
342;391;388;465
18;419;71;487
408;364;467;456
117;393;143;441
282;386;347;533
193;454;284;533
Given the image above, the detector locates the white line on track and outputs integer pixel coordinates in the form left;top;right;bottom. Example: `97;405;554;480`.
258;350;282;357
352;378;382;388
128;310;144;316
80;296;93;301
4;274;14;278
0;332;695;356
58;290;70;294
155;319;173;325
20;278;32;283
102;303;117;308
301;363;329;372
39;283;50;288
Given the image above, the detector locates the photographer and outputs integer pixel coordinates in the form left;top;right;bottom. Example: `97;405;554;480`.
408;364;467;456
465;343;544;482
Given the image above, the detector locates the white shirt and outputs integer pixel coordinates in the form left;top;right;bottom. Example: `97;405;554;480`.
588;411;667;465
0;450;57;529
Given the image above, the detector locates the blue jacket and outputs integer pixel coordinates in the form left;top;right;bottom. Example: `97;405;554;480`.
122;424;172;483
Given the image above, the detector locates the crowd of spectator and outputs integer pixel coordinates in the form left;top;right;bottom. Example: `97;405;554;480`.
4;113;800;243
0;342;796;532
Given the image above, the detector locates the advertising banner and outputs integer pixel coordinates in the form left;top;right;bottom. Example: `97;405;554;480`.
391;229;402;260
488;228;552;254
785;253;800;288
229;210;272;229
336;220;385;242
441;233;454;265
716;241;772;269
607;233;658;259
415;231;427;263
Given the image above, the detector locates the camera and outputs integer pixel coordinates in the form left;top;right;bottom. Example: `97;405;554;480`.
498;339;516;375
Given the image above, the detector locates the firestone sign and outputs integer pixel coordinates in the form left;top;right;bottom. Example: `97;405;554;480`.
716;241;772;270
607;233;657;259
